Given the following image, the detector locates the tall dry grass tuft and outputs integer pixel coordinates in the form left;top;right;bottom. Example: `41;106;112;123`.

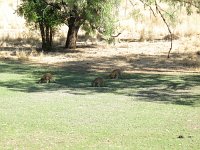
176;53;200;67
16;50;29;61
0;51;10;59
139;29;145;42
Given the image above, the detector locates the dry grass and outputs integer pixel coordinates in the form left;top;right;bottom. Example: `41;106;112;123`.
175;54;200;68
0;51;10;59
15;50;29;61
0;1;200;74
1;0;200;42
1;36;200;75
0;47;45;62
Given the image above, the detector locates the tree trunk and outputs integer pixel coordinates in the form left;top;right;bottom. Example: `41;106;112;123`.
50;27;53;47
46;25;50;46
39;22;53;51
39;22;46;50
45;25;52;51
65;18;80;49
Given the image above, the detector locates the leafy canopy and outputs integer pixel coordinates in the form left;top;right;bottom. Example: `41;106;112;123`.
17;0;63;28
60;0;120;35
17;0;121;36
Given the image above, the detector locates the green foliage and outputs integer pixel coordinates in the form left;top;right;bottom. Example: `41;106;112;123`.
140;0;200;15
129;0;200;29
163;0;200;14
129;9;144;21
17;0;63;28
18;0;120;35
17;0;121;48
163;6;179;27
17;0;66;50
62;0;120;36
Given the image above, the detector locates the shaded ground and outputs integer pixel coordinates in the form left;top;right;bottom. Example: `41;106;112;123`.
0;58;200;107
1;35;200;73
0;37;200;149
0;35;200;106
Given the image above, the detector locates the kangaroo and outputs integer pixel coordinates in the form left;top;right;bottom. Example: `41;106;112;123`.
109;69;122;79
91;77;105;87
38;73;54;83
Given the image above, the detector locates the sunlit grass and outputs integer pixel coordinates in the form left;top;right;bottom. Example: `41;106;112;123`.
0;60;200;149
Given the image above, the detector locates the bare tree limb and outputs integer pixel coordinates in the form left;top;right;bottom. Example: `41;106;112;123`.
155;0;173;58
128;0;137;8
137;0;156;17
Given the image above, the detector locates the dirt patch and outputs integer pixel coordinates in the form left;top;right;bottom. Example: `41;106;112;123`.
0;35;200;75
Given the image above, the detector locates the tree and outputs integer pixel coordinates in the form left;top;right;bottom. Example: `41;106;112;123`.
52;0;120;49
18;0;120;50
129;0;200;58
63;0;199;52
17;0;63;51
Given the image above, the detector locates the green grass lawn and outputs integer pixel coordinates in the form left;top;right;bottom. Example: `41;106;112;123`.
0;60;200;149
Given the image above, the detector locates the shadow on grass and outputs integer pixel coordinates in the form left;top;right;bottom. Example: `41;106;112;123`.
0;59;200;107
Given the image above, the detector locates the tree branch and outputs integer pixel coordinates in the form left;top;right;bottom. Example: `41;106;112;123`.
128;0;137;8
155;0;173;58
174;0;199;9
137;0;156;17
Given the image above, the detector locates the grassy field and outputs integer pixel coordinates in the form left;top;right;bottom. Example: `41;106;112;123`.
0;60;200;149
0;0;200;149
